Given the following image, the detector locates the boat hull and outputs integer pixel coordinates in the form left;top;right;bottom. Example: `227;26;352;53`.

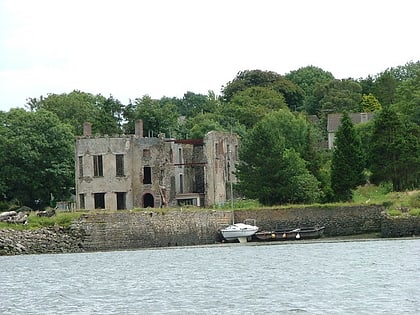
220;223;259;241
255;226;325;241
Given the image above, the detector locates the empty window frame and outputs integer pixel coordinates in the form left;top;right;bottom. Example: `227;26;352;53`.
94;193;105;209
78;156;83;178
116;154;124;176
143;149;151;158
93;155;103;177
143;166;152;184
179;174;184;194
79;193;85;209
116;192;126;210
178;148;182;164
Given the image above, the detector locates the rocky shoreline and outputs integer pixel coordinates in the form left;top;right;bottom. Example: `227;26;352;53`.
0;227;85;256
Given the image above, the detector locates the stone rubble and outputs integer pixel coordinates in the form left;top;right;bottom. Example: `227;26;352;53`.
0;226;85;255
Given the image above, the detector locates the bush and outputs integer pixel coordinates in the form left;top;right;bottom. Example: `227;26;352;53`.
382;201;393;208
408;192;420;208
0;200;9;211
409;208;420;216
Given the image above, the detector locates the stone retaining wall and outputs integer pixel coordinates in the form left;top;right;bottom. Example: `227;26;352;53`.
1;205;419;256
71;210;232;251
381;215;420;237
234;205;384;236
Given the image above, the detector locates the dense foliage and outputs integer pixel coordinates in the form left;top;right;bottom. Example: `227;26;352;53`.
331;113;365;201
0;109;74;208
0;61;419;208
235;110;321;205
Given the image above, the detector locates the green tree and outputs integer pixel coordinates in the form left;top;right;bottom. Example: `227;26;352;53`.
285;65;334;114
94;95;124;135
358;75;375;95
219;86;287;129
221;70;304;110
0;109;74;208
123;95;178;137
235;109;320;205
369;106;420;191
314;79;363;113
372;70;398;106
27;90;100;135
26;90;124;136
182;112;224;139
359;93;382;112
172;91;219;118
393;72;420;124
331;112;365;201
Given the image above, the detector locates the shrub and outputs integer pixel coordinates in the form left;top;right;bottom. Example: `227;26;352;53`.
0;200;9;211
387;209;402;216
382;201;393;208
409;208;420;216
408;192;420;208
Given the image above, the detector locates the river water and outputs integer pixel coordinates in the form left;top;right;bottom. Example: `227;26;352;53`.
1;238;419;314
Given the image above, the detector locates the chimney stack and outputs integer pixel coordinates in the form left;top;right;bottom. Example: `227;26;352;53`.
135;120;143;137
83;122;92;136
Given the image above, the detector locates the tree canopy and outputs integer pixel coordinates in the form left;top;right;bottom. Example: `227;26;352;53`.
331;112;365;201
0;109;74;208
221;69;304;111
285;65;335;113
236;109;321;205
369;107;420;191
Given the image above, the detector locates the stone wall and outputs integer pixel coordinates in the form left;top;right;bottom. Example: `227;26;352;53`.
71;210;232;251
234;205;384;236
381;215;420;237
70;206;384;252
2;205;419;256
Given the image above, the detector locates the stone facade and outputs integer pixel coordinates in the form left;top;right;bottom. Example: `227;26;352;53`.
75;122;239;210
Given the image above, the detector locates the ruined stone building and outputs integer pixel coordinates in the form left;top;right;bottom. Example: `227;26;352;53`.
75;121;239;210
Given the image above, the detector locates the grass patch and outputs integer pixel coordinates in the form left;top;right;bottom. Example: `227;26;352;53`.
352;183;393;204
215;199;262;210
409;208;420;216
387;209;403;216
0;211;86;230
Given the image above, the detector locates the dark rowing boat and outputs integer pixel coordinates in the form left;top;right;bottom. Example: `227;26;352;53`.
255;225;325;241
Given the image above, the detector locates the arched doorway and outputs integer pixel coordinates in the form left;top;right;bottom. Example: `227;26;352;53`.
143;193;154;208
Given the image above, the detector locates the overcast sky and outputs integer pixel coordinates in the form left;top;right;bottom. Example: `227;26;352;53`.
0;0;419;111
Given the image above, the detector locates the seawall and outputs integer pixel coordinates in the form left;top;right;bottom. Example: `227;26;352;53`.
1;205;419;255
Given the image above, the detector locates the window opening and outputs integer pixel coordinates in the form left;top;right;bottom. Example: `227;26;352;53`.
143;166;152;184
116;154;124;176
143;149;151;158
178;148;182;164
94;193;105;209
116;192;126;210
179;174;184;194
93;155;103;177
79;194;85;209
78;156;83;177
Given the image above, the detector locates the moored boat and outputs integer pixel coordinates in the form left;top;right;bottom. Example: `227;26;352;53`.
255;226;325;241
220;221;259;242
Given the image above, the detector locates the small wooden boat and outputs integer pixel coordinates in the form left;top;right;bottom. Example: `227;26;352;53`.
255;225;325;241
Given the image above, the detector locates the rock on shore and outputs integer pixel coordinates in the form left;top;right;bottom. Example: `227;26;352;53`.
0;227;85;255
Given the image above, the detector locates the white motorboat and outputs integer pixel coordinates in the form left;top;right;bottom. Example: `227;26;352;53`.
220;222;259;242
